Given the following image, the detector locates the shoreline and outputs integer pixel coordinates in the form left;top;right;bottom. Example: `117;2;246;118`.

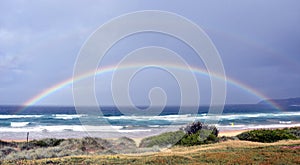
1;129;247;143
1;125;299;143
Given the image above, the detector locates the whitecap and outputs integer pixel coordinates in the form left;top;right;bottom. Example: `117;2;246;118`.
0;115;43;119
10;122;30;127
52;114;87;120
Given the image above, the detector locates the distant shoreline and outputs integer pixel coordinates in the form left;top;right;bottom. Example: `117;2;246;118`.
0;129;243;143
2;124;300;142
0;129;249;153
1;126;296;143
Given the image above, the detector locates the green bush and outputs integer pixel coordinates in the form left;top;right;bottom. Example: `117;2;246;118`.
0;140;17;148
30;138;64;147
286;127;300;138
183;121;219;136
237;129;298;143
175;122;219;146
139;131;185;148
176;129;218;146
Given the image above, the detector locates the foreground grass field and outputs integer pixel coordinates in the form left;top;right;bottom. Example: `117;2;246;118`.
2;139;300;165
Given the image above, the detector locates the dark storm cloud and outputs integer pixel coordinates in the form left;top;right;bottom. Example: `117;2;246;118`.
0;0;299;105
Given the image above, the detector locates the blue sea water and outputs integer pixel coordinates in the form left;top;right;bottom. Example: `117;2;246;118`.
0;105;299;140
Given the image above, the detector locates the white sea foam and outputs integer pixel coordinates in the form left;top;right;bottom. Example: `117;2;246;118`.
2;122;300;133
102;112;300;122
0;125;124;132
1;111;300;134
148;125;162;128
0;115;43;119
103;114;195;121
290;105;300;107
10;122;30;127
216;123;300;131
52;114;87;120
279;121;292;124
246;123;300;129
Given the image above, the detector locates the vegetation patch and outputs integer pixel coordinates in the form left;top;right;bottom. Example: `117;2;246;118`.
2;140;300;165
176;121;219;146
30;138;64;147
176;129;218;146
140;121;220;147
1;126;300;163
237;128;299;143
139;131;185;148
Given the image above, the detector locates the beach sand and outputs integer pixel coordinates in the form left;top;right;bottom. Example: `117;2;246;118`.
218;129;247;137
1;129;246;145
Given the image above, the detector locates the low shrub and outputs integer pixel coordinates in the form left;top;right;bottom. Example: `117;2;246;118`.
176;122;219;146
176;129;218;146
0;140;15;148
139;131;185;148
218;136;239;142
286;127;300;138
0;147;17;159
111;137;137;153
183;121;219;137
140;122;220;148
31;138;64;147
237;129;298;143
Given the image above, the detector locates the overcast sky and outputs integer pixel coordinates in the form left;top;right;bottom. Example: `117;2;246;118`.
0;0;299;106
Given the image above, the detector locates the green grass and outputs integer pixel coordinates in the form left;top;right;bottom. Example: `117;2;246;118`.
139;131;185;148
2;140;300;165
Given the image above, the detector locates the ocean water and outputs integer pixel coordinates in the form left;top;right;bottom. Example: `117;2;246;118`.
0;105;299;140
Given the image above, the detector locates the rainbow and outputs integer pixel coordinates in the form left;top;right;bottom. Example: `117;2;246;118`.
18;64;281;113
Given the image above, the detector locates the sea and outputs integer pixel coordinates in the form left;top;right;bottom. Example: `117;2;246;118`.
0;105;300;140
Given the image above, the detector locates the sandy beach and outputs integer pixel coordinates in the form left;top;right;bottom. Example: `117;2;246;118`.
1;126;299;147
218;129;247;137
1;129;246;148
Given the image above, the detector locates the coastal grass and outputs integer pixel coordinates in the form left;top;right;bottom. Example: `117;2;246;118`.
1;126;300;164
139;130;185;148
2;139;300;165
0;137;160;161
